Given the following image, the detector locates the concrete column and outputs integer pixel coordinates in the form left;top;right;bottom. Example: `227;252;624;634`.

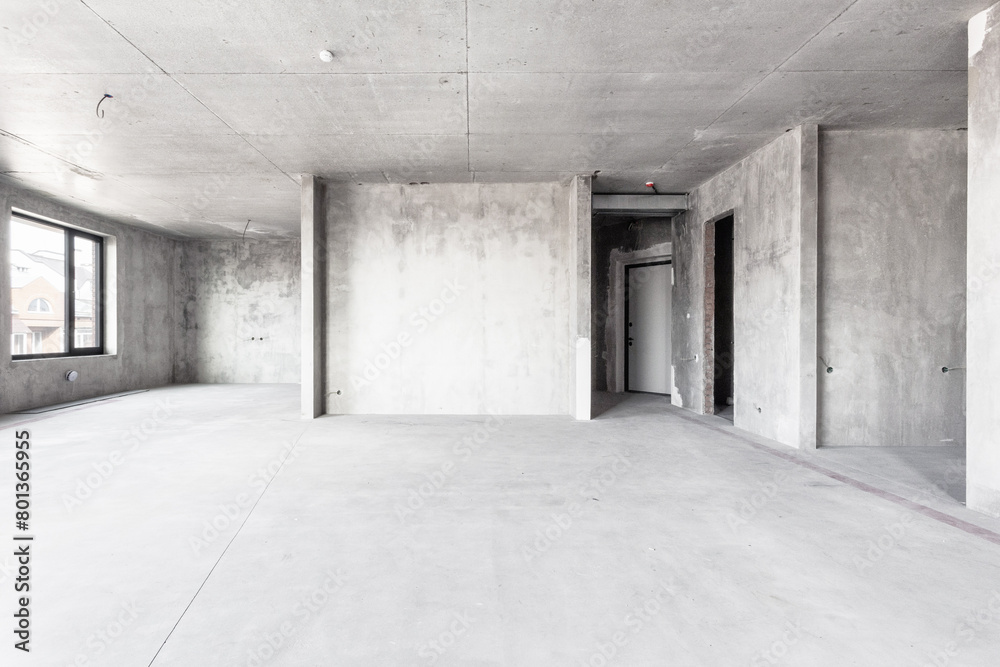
300;175;325;419
570;175;592;420
798;125;819;450
967;4;1000;516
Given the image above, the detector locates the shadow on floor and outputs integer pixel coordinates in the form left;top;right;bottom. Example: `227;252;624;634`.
816;445;967;504
714;404;734;422
592;391;672;419
592;392;966;505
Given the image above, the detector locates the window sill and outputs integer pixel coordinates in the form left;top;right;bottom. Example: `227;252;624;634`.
12;353;117;363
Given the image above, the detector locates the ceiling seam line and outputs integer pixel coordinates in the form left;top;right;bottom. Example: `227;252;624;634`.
14;68;970;75
165;77;298;185
771;0;867;71
0;128;96;173
77;0;297;186
702;0;866;130
465;0;471;173
3;187;195;239
0;129;233;230
77;0;169;75
780;69;968;73
661;0;865;169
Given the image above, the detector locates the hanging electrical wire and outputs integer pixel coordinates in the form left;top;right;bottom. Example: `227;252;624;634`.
96;93;113;118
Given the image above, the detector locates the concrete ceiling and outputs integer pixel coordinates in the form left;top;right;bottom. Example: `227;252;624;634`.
0;0;987;238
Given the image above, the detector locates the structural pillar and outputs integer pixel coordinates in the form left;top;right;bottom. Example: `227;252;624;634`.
798;124;819;450
967;4;1000;516
301;175;325;419
570;175;592;420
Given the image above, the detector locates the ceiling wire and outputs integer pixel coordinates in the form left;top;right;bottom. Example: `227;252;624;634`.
96;93;113;118
78;0;296;186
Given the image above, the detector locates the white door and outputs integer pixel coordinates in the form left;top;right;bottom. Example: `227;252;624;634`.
627;262;671;394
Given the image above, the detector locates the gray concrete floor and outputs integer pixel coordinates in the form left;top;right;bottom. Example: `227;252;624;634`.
815;445;967;504
3;385;1000;666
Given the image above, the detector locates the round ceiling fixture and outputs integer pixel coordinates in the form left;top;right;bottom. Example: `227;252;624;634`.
319;50;334;62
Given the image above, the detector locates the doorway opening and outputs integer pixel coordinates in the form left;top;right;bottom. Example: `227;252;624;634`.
625;260;672;395
705;213;735;420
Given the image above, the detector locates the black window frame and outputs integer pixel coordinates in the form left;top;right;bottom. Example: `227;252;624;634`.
10;210;105;360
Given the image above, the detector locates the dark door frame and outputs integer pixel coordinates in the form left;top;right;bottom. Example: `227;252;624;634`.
703;210;736;414
625;259;672;394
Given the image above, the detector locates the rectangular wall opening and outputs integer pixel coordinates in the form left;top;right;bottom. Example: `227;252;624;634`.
704;212;735;418
713;216;735;418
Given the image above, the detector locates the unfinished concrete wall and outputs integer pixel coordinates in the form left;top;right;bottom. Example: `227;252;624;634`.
0;179;175;413
672;208;704;409
592;216;672;392
818;130;967;447
324;181;574;415
174;240;300;384
673;127;818;449
968;3;1000;516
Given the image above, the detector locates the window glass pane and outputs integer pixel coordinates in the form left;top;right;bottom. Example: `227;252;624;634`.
74;235;99;349
10;217;66;355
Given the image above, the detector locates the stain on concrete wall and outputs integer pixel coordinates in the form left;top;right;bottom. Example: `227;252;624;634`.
673;128;818;448
324;182;573;415
818;129;967;447
0;179;176;413
591;216;672;391
967;2;1000;516
174;240;300;384
672;209;703;411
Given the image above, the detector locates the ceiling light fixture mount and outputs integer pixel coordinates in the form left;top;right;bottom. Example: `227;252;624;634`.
319;50;335;62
